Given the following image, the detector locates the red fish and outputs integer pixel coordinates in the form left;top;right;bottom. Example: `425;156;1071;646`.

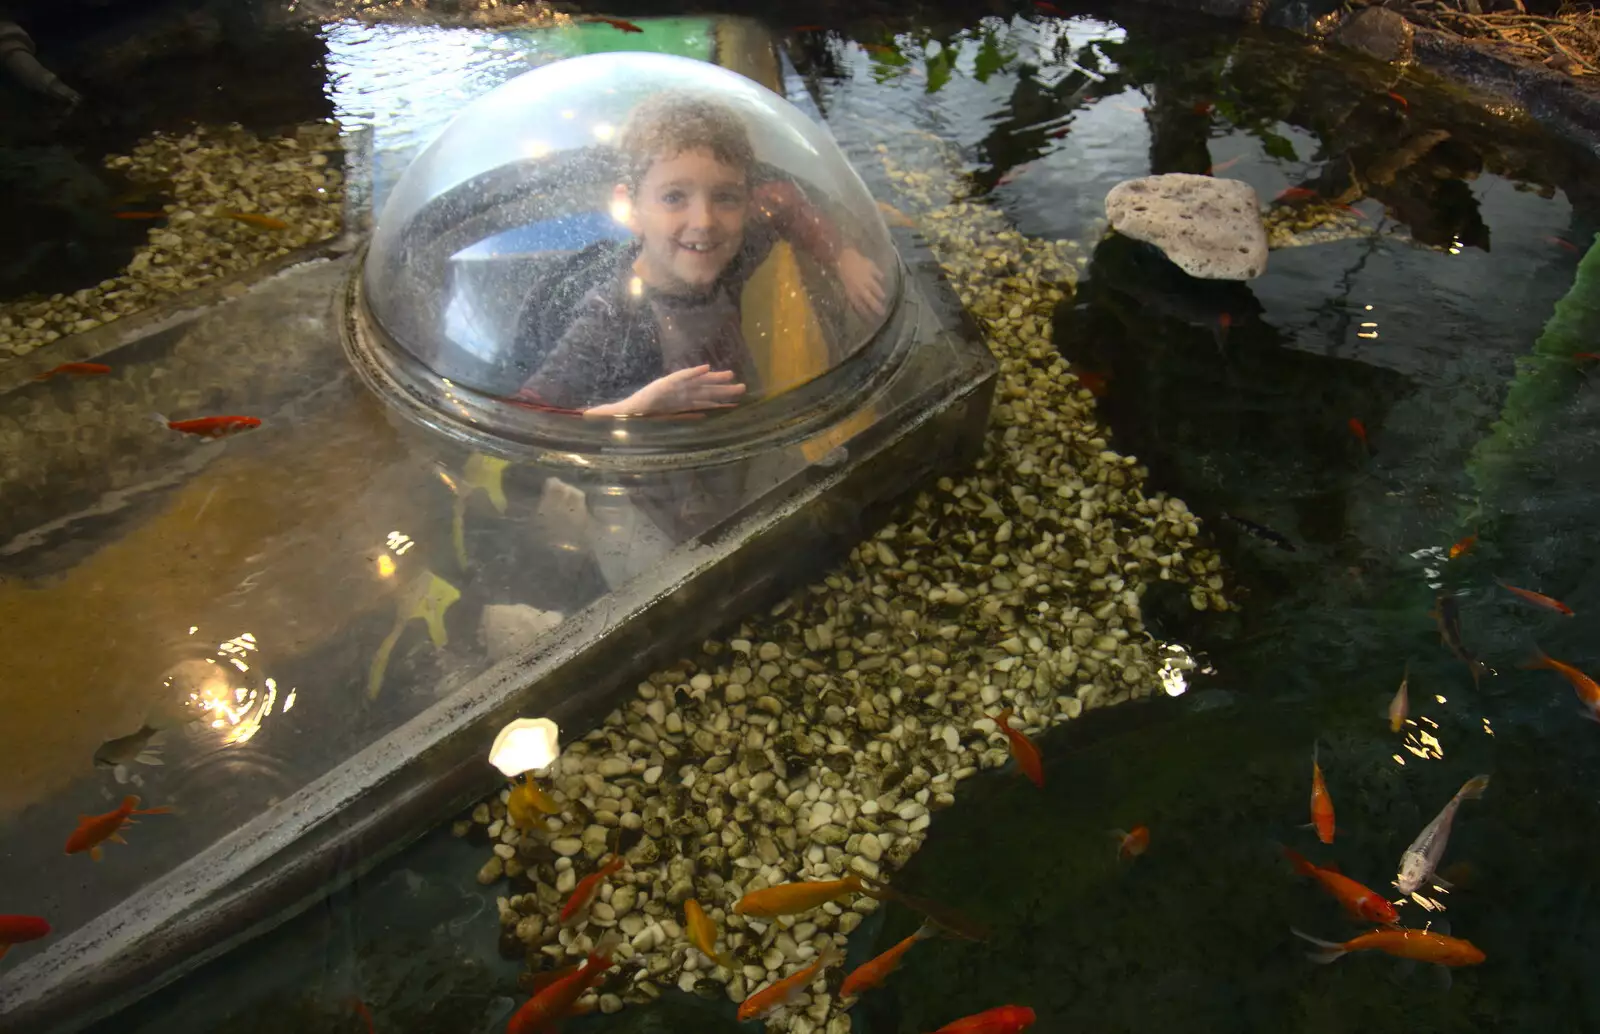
1525;648;1600;720
113;211;165;220
1208;156;1241;175
65;794;173;860
1193;101;1213;116
559;855;627;925
1449;532;1476;559
1495;578;1573;616
159;414;262;438
739;944;842;1021
1049;127;1070;140
350;998;376;1034
1387;91;1409;109
863;43;896;56
1547;236;1580;253
993;709;1043;788
1347;418;1370;452
1034;0;1064;12
1275;187;1318;203
1309;745;1335;844
505;937;617;1034
1293;927;1484;966
223;212;289;230
1574;352;1600;362
840;920;936;998
1112;825;1149;860
35;362;111;380
1282;847;1398;924
931;1005;1037;1034
0;915;50;962
1071;366;1110;397
586;15;643;32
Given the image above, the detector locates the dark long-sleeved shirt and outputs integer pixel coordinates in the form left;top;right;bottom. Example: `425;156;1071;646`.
514;180;843;412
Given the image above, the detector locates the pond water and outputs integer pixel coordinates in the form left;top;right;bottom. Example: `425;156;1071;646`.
9;3;1600;1033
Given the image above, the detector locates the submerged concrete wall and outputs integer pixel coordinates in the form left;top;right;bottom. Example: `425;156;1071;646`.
1118;0;1600;156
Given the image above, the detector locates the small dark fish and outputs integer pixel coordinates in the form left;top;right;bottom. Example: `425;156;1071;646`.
1220;513;1297;551
1430;593;1487;689
1275;187;1318;203
94;724;163;781
791;24;826;32
1387;91;1409;109
113;211;165;220
585;15;643;32
35;362;111;381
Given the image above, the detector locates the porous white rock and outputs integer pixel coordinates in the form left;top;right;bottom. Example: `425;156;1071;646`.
1105;174;1267;280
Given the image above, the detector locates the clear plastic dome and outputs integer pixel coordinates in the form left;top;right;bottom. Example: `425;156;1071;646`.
353;51;905;457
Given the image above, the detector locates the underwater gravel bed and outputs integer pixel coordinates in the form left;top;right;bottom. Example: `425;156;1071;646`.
0;122;345;361
456;146;1229;1032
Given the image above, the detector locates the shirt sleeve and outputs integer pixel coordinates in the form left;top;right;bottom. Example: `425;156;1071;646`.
517;289;636;410
752;180;844;266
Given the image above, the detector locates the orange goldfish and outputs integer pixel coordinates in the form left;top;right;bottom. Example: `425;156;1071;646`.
1348;418;1370;453
35;362;111;380
1495;579;1573;616
1448;532;1476;559
507;775;561;830
560;855;626;925
113;210;165;220
1387;91;1409;109
1112;825;1149;860
931;1005;1037;1033
1293;926;1484;966
684;899;735;971
738;944;842;1021
0;915;50;962
159;414;262;438
993;709;1043;789
735;875;870;918
223;212;288;230
840;920;937;998
1389;663;1410;732
1309;745;1335;844
1275;187;1318;203
1525;648;1600;720
505;936;617;1034
350;998;376;1034
1208;156;1242;175
65;795;173;860
1282;847;1398;924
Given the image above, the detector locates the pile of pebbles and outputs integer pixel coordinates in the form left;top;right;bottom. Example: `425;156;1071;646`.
0;122;344;360
459;148;1228;1032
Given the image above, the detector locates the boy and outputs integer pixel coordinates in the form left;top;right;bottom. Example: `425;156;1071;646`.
514;91;887;417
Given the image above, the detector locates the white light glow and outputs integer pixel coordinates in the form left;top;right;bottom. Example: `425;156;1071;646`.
489;717;562;777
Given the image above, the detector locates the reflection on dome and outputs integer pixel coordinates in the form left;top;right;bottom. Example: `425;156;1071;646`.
353;51;905;454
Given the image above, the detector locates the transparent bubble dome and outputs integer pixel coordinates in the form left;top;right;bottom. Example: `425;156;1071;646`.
349;51;907;463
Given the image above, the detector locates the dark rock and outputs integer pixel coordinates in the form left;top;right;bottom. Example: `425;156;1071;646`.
1332;7;1415;63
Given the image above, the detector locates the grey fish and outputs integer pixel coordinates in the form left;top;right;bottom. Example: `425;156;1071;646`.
1396;774;1490;895
93;724;164;783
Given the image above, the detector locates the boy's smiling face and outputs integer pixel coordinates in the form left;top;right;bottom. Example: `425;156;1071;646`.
619;147;750;294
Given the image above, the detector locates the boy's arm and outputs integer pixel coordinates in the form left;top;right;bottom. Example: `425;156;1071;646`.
515;291;625;410
752;180;843;265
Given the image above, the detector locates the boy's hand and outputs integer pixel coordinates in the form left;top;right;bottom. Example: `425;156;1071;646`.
837;247;887;318
590;365;747;417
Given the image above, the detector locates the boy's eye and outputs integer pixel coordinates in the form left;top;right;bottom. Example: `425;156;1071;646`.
660;190;686;205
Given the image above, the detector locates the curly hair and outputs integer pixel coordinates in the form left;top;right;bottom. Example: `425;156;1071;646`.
617;92;755;191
